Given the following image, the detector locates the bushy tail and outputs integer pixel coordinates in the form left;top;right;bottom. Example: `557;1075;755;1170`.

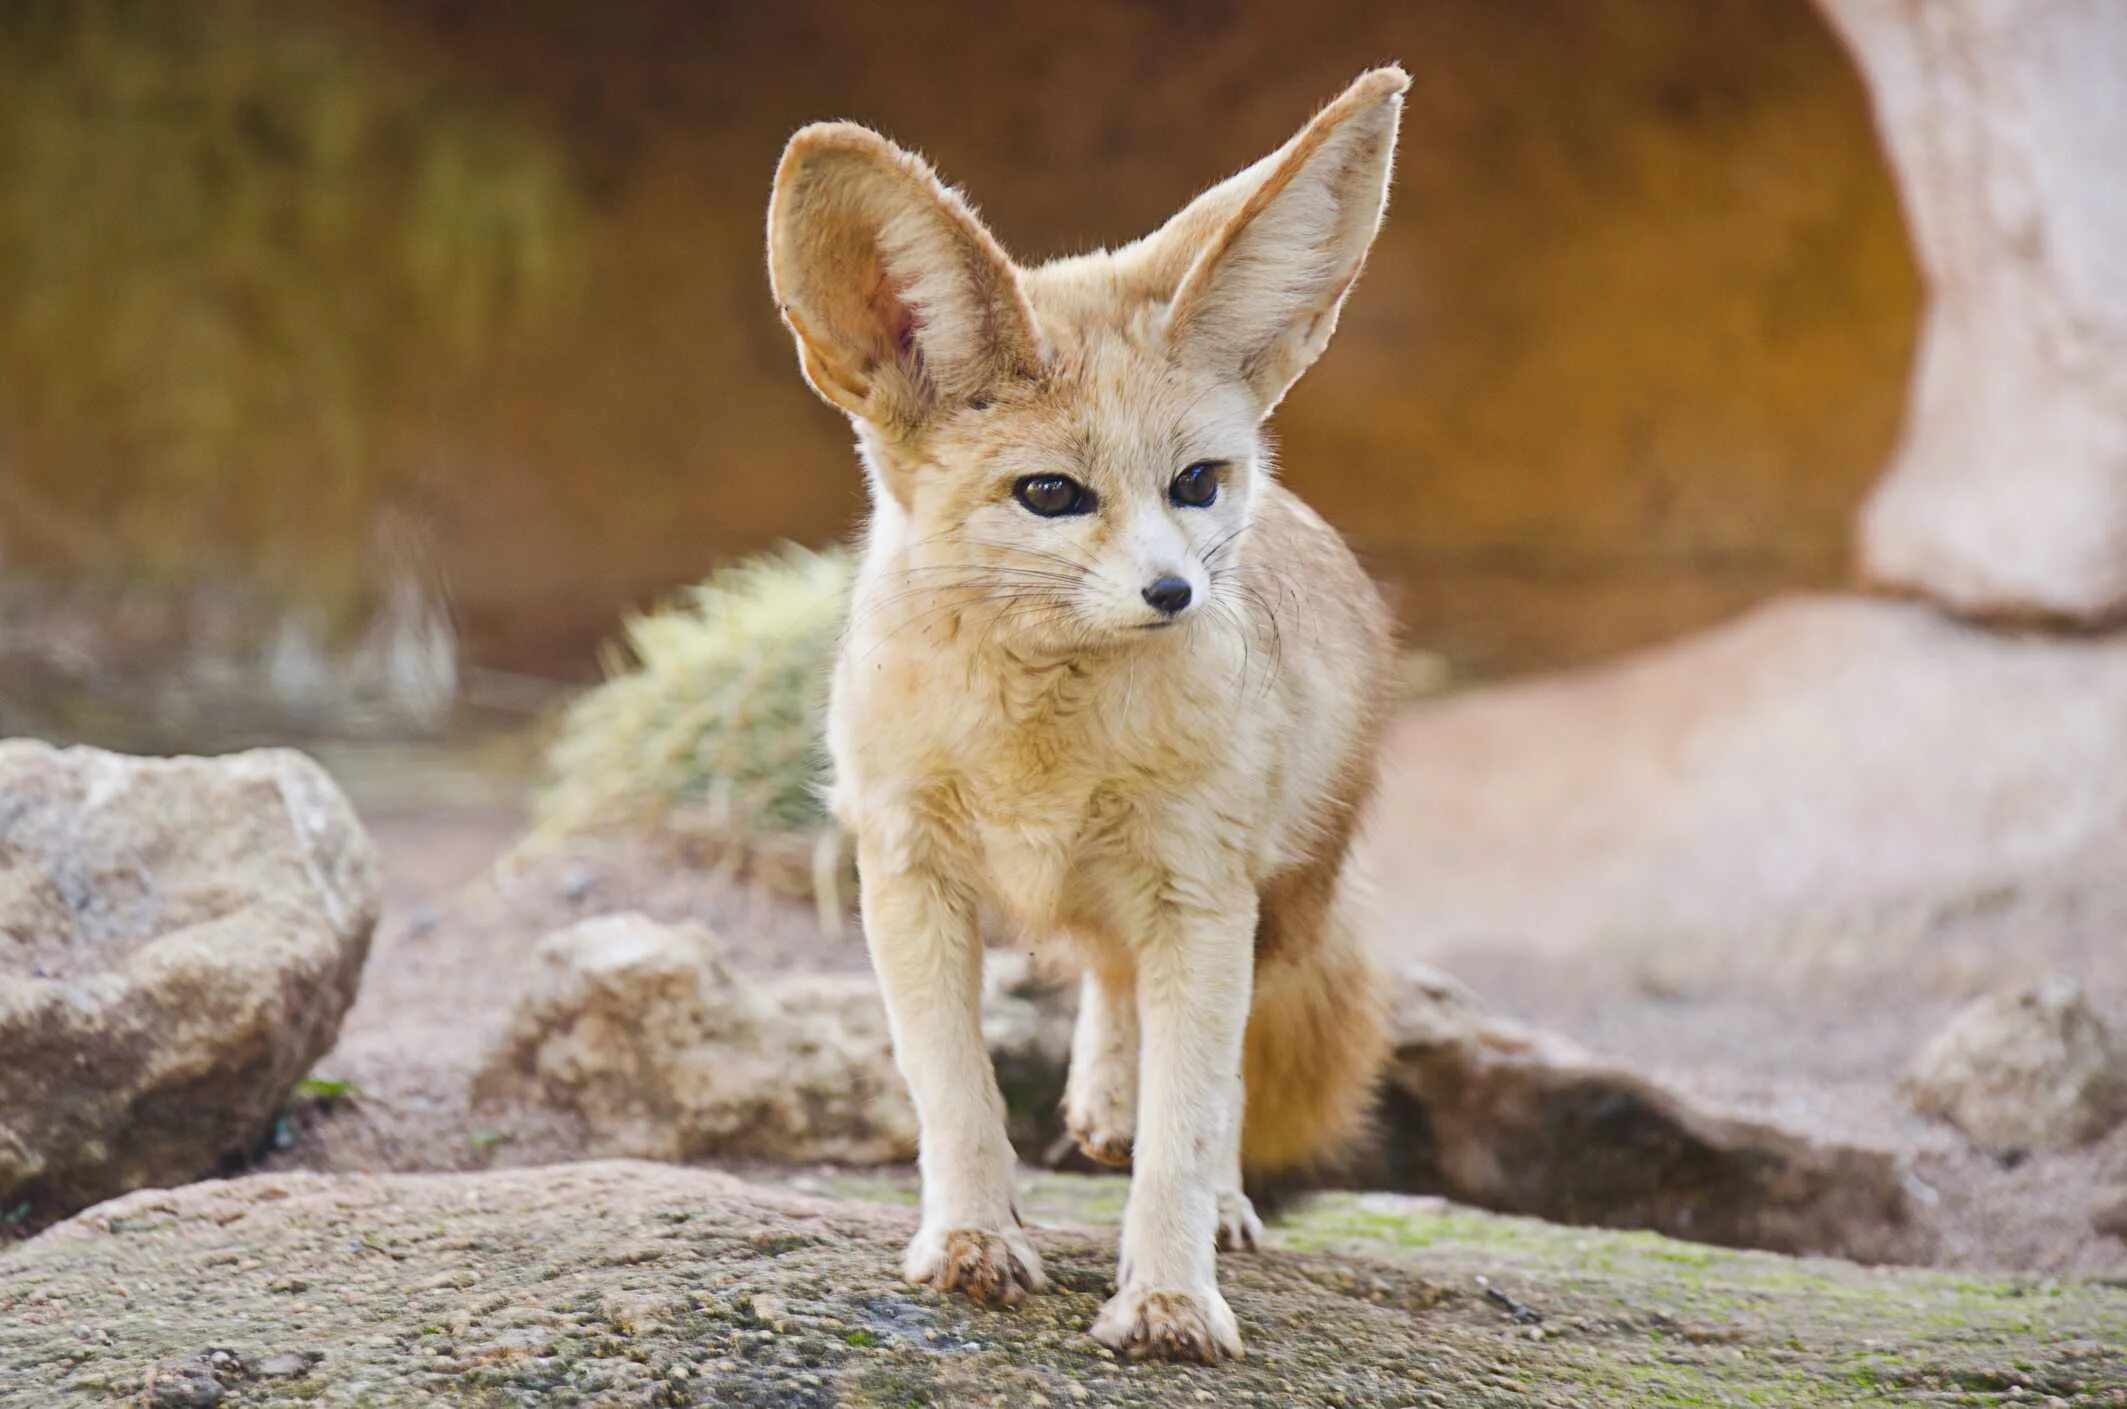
1240;867;1389;1175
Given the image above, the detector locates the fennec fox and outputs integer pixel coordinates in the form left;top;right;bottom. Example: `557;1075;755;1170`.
766;68;1404;1362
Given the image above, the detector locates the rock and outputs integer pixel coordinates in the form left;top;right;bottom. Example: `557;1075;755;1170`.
251;1350;323;1379
1902;978;2127;1155
1821;1;2127;623
1363;963;1915;1261
145;1357;228;1408
482;918;1911;1259
0;742;379;1224
474;913;1069;1163
1371;596;2127;981
2;1162;2119;1405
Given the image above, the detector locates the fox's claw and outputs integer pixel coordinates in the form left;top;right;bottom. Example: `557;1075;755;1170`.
904;1225;1046;1308
1062;1045;1137;1170
1215;1189;1263;1252
1068;1120;1134;1169
1092;1285;1243;1363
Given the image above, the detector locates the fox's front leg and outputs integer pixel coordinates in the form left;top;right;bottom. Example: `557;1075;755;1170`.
860;848;1043;1307
1063;963;1138;1168
1093;899;1255;1362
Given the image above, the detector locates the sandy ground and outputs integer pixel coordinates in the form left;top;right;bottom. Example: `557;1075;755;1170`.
264;796;867;1181
271;705;2127;1279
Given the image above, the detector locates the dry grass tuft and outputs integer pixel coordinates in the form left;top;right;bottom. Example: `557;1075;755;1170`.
528;545;854;922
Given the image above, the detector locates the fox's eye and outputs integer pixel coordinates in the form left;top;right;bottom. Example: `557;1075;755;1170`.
1170;461;1222;508
1013;474;1094;518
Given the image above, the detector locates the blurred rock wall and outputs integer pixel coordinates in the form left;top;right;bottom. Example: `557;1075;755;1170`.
0;0;1918;725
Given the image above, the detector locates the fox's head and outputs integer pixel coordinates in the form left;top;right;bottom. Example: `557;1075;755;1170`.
767;68;1405;646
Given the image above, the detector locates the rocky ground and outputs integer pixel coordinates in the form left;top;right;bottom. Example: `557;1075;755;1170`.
6;1162;2122;1408
8;594;2127;1406
248;630;2127;1277
1375;597;2127;1278
253;822;862;1183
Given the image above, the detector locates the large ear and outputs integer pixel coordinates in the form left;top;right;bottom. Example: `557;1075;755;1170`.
1160;67;1406;410
767;123;1044;434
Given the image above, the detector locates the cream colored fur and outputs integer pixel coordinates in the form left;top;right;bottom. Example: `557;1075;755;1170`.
766;67;1405;1364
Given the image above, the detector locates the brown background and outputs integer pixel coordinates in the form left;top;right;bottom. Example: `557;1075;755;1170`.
0;0;1918;698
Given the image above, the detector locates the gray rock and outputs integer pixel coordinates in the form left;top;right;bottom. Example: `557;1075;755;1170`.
475;913;1067;1164
1902;977;2127;1155
481;920;1909;1259
0;742;379;1223
252;1350;324;1379
146;1357;226;1408
1359;962;1917;1261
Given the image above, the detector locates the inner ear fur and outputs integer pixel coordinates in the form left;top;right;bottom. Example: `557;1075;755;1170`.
767;123;1044;434
1156;67;1408;410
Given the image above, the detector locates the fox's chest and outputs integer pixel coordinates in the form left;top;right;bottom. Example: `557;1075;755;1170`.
841;703;1181;927
838;637;1205;795
830;627;1251;935
960;775;1180;942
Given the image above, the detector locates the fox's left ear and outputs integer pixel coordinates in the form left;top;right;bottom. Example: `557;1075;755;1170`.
767;123;1043;435
1164;67;1407;411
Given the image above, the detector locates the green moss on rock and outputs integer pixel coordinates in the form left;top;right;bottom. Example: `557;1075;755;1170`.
1;1163;2119;1406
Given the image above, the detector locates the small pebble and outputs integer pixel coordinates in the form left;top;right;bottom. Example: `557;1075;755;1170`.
252;1353;319;1387
146;1361;223;1409
560;864;601;904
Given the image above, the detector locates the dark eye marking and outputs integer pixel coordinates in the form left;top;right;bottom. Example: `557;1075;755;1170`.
1169;460;1224;509
1013;473;1095;518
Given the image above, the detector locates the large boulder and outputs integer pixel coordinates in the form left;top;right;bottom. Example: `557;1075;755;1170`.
473;913;1070;1163
1370;596;2127;977
1820;0;2127;623
3;1163;2121;1406
1902;978;2127;1156
0;741;379;1223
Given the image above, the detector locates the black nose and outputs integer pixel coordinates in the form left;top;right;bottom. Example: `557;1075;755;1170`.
1142;576;1193;615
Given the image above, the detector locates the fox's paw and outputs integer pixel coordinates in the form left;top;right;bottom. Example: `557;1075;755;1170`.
1066;1113;1134;1169
1062;1071;1135;1169
1215;1188;1263;1253
904;1225;1046;1309
1091;1284;1243;1363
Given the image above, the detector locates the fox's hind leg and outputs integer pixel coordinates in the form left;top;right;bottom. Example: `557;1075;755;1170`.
1214;1090;1263;1252
1063;963;1137;1168
1065;954;1258;1248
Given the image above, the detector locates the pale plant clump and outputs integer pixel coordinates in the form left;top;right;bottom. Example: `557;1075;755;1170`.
527;545;855;928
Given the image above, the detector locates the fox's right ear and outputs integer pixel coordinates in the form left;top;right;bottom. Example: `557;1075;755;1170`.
1130;67;1406;414
767;124;1044;434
